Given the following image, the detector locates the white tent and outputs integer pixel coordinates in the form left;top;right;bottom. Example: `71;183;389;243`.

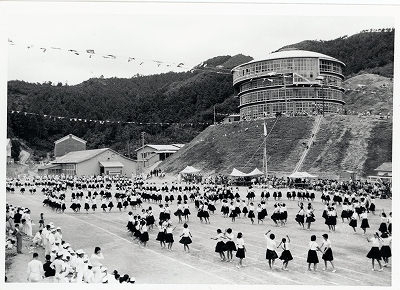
246;168;264;176
180;166;201;174
229;168;247;177
288;171;318;178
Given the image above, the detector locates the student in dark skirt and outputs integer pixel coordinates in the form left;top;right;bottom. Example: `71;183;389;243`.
179;223;192;253
307;235;319;271
247;203;255;224
320;234;336;272
295;202;305;229
108;198;114;212
165;221;175;251
155;221;166;249
360;209;370;235
229;202;237;223
183;201;191;222
366;232;383;271
241;200;248;217
265;230;278;270
349;210;358;233
224;228;236;262
235;232;246;269
378;212;388;234
211;229;226;261
139;220;149;248
380;232;392;267
278;235;293;271
305;204;315;231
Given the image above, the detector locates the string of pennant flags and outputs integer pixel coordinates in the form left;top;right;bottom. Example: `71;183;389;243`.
7;38;232;75
8;110;212;126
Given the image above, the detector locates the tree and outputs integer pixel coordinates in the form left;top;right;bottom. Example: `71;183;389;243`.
11;139;21;161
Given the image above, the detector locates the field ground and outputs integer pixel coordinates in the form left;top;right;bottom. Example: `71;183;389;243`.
4;175;395;287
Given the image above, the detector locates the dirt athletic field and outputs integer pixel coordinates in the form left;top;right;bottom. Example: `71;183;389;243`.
4;176;394;286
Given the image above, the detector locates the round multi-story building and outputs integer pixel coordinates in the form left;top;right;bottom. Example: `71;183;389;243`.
232;49;346;120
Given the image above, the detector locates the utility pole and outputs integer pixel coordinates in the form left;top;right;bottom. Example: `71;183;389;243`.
141;131;145;175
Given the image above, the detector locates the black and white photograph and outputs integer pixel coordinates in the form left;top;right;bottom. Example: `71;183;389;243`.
1;1;397;288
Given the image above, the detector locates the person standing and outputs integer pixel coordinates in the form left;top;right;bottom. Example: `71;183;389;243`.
90;247;105;282
43;254;55;282
224;228;236;262
305;204;315;231
179;223;193;253
307;235;319;272
380;232;392;267
235;232;246;269
264;230;279;270
278;235;293;271
14;224;24;254
360;209;370;235
320;234;336;272
366;232;383;271
295;202;305;229
211;229;226;261
27;252;44;282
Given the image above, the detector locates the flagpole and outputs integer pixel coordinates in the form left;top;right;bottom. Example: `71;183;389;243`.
263;120;268;181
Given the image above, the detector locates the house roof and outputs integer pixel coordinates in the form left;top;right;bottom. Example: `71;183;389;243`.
135;144;182;152
54;134;87;145
374;162;392;172
37;163;61;170
53;148;109;164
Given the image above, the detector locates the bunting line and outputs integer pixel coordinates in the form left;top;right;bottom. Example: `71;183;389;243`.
8;110;212;126
8;39;232;76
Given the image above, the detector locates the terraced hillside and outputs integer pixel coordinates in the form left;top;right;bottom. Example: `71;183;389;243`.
161;114;391;179
160;116;316;176
301;115;392;178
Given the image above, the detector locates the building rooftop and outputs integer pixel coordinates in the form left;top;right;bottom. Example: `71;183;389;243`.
136;144;183;152
374;162;392;172
53;148;109;164
232;50;345;71
54;134;87;145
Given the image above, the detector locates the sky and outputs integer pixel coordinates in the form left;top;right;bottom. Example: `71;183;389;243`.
2;2;398;85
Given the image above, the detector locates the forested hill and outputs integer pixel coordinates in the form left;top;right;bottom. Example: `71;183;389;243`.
7;29;394;161
278;28;394;78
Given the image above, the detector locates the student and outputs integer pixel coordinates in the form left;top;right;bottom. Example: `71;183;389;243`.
211;229;226;261
295;202;305;229
248;202;256;224
320;234;336;272
183;201;191;222
43;254;56;282
349;210;358;233
366;232;383;271
378;212;388;234
360;209;370;235
165;221;175;251
224;228;236;262
235;232;246;269
278;235;293;271
264;230;278;270
156;221;166;249
27;252;44;282
380;232;392;267
307;235;319;271
305;204;315;231
139;220;149;248
229;202;237;223
179;223;193;253
39;213;44;229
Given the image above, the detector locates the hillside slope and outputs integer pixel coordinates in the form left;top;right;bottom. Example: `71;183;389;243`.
160;74;392;178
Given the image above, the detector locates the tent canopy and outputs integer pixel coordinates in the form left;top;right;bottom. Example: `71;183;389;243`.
288;171;318;178
180;166;201;174
229;168;247;177
246;168;264;176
